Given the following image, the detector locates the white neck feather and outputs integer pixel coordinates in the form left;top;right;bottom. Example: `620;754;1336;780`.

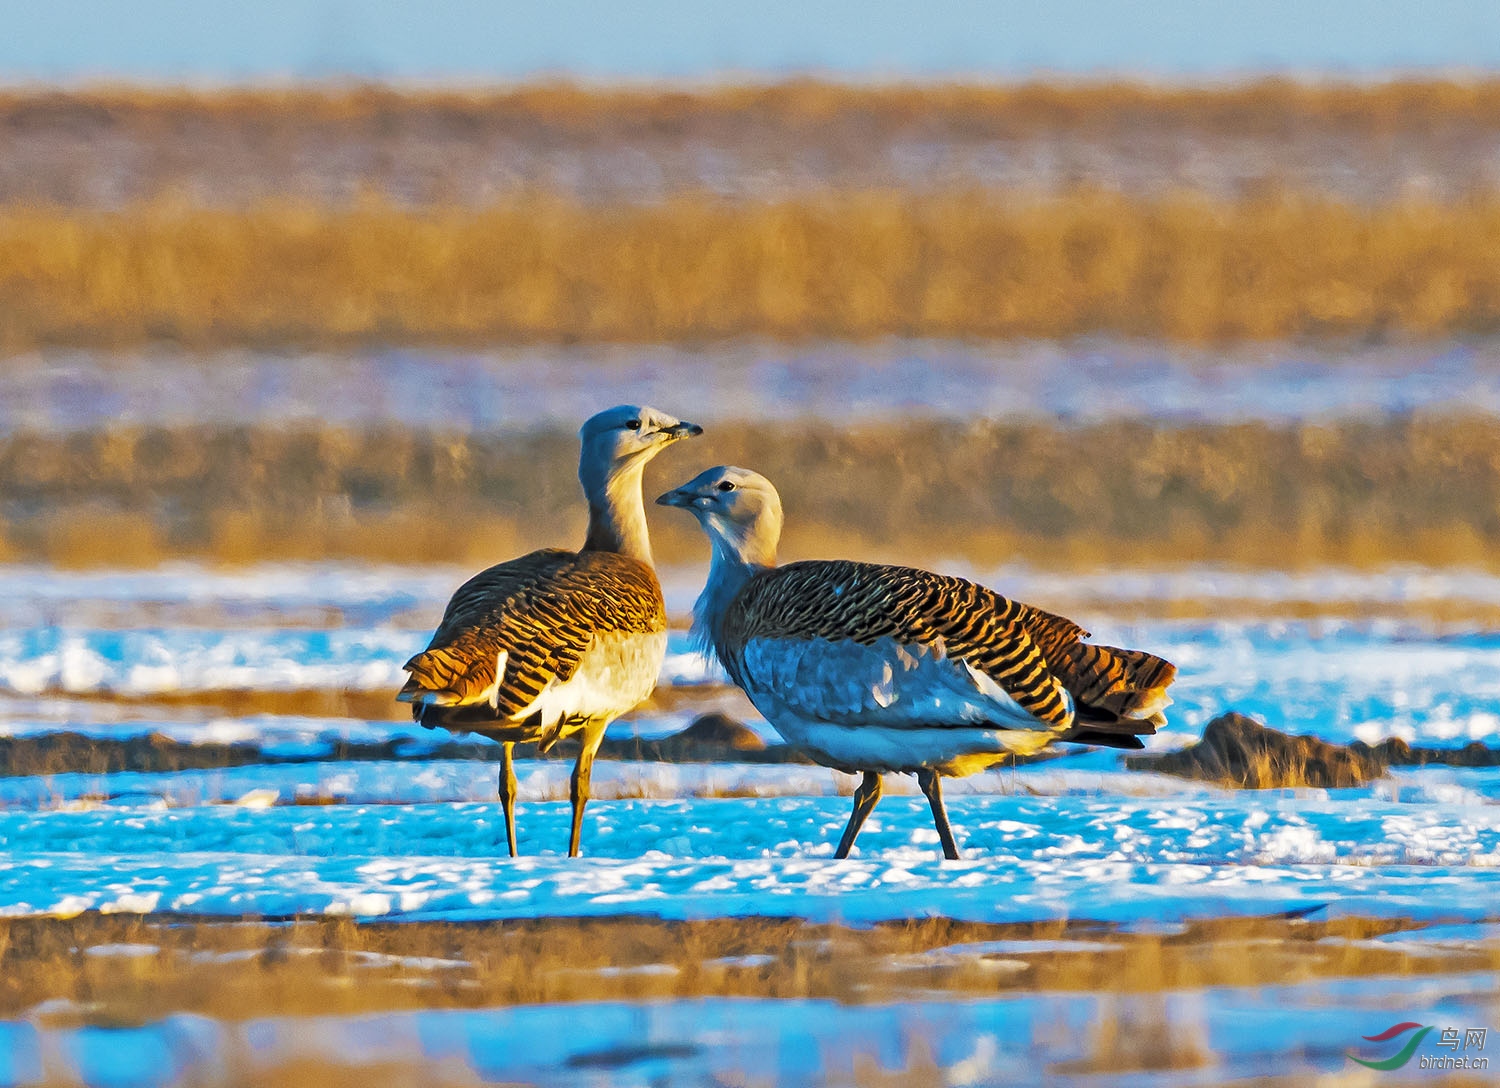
581;456;652;563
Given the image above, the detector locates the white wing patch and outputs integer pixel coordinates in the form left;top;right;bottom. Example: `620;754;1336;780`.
515;629;667;730
738;636;1051;731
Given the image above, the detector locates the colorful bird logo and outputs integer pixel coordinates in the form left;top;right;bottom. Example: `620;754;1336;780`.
1348;1023;1433;1070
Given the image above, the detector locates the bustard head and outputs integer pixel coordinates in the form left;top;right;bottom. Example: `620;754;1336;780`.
577;405;701;560
657;465;782;568
579;405;702;482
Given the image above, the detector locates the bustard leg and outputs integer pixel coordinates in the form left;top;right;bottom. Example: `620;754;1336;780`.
834;771;883;859
498;742;518;858
916;769;961;860
568;719;609;858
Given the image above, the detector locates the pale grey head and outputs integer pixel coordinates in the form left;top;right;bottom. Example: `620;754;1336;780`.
657;465;782;569
578;405;701;561
579;405;702;479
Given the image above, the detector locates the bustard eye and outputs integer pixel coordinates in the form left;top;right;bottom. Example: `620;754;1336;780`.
625;418;642;430
716;480;736;492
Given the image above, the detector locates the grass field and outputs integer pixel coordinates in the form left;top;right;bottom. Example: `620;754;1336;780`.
4;80;1500;1086
5;415;1500;568
7;80;1500;206
4;189;1500;348
7;913;1491;1084
4;81;1500;348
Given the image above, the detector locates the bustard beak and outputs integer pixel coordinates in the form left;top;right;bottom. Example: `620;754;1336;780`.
659;420;703;440
655;485;698;508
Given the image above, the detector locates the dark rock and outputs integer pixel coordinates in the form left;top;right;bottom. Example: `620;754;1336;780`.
670;713;767;752
1125;712;1386;789
1351;737;1500;767
591;713;806;764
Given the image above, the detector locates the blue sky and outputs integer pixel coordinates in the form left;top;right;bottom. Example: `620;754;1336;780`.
4;0;1500;83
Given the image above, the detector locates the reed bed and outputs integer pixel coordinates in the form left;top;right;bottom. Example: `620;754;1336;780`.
0;912;1467;1019
4;415;1500;568
2;189;1500;348
7;80;1500;208
14;78;1500;132
0;913;1486;1086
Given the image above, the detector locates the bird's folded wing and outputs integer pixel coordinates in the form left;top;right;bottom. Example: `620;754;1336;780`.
399;548;664;718
723;559;1073;728
738;634;1059;731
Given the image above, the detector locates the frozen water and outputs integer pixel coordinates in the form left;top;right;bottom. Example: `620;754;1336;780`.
0;624;717;697
9;339;1500;432
5;977;1500;1086
2;613;1498;748
0;776;1496;924
8;560;1500;628
0;561;1496;935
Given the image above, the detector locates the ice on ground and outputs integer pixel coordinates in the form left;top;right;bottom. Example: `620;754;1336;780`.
2;561;1499;940
11;339;1500;432
7;972;1500;1087
3;617;1500;749
0;783;1497;924
0;625;721;696
10;560;1500;629
0;753;1242;810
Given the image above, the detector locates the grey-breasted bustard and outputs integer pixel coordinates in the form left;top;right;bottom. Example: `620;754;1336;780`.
658;466;1176;860
398;405;701;857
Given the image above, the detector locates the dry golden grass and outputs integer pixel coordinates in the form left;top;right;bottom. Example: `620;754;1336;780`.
10;79;1500;164
0;912;1481;1021
4;188;1500;347
16;77;1500;124
7;416;1500;569
1;913;1491;1084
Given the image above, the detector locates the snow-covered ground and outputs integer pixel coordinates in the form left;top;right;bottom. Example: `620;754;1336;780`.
0;776;1497;923
3;562;1500;744
3;611;1500;748
0;562;1498;1088
0;562;1496;928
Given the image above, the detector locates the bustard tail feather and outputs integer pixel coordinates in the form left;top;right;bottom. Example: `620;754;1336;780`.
397;645;502;715
1064;642;1177;730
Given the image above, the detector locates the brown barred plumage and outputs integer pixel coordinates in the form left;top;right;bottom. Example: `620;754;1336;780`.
398;403;700;859
719;559;1174;735
400;548;666;724
659;462;1177;861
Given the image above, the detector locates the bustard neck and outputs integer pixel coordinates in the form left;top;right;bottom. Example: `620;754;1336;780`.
690;532;773;658
581;458;653;563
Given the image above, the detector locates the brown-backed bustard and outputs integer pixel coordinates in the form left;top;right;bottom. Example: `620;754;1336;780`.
398;405;701;857
658;466;1176;860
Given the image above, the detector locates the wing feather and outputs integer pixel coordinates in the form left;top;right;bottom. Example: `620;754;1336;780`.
721;560;1071;727
720;560;1173;735
398;548;665;721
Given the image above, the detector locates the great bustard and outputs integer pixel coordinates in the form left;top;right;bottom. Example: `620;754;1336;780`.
658;466;1176;860
398;405;701;857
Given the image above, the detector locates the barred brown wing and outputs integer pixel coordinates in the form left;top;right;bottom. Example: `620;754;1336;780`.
399;548;665;721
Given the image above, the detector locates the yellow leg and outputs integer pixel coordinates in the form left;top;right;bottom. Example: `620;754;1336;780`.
568;719;609;858
498;742;518;858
